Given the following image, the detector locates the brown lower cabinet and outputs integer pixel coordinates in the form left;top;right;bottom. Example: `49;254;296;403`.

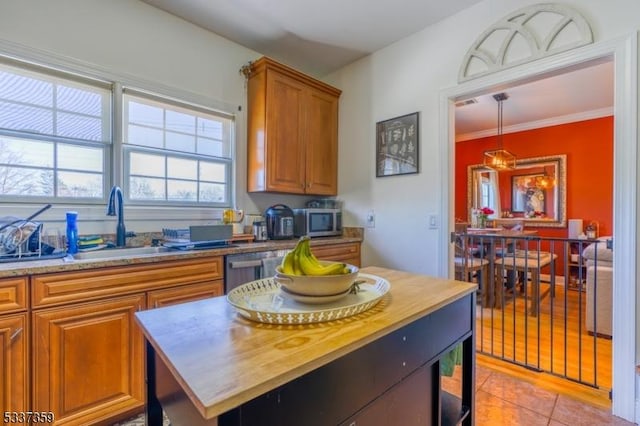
0;276;29;418
0;313;29;418
27;255;224;425
5;242;356;425
32;295;146;425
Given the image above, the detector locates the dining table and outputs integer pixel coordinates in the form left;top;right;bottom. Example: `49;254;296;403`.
464;228;555;315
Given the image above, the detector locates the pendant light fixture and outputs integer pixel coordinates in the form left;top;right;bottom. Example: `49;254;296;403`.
483;92;516;170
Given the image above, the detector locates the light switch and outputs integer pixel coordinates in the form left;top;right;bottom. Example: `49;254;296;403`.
366;210;375;228
428;214;438;229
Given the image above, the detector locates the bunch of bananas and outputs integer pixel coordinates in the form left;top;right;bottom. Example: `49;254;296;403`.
280;237;351;276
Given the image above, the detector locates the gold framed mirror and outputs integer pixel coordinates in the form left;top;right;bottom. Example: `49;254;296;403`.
467;155;567;228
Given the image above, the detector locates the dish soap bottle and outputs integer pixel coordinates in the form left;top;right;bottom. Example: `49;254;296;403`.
66;211;79;254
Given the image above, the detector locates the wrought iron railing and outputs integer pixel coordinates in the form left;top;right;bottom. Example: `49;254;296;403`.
454;231;611;390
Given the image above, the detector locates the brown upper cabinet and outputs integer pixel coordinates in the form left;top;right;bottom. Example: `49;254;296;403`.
246;57;342;195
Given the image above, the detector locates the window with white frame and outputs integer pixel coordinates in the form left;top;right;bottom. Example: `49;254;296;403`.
0;60;111;202
122;90;233;206
0;55;235;208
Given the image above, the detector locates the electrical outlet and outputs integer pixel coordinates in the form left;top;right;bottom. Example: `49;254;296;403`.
366;210;375;228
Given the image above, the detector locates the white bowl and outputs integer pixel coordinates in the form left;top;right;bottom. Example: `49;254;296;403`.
279;286;351;304
274;262;358;296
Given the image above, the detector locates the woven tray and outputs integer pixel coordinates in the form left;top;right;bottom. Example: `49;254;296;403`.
226;273;390;324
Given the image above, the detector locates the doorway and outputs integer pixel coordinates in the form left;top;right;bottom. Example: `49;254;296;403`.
439;36;637;421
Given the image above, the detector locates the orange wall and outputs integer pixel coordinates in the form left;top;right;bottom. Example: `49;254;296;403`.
455;116;613;238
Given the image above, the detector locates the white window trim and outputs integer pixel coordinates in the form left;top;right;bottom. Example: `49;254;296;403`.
0;39;239;225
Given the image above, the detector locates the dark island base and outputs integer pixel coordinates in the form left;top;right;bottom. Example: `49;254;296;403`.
147;294;475;426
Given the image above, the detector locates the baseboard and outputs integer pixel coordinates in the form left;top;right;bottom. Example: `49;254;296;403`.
636;366;640;425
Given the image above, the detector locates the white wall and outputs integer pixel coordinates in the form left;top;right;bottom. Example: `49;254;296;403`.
327;0;640;421
327;0;640;273
0;0;314;233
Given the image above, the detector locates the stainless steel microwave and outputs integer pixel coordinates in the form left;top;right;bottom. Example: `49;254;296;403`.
293;208;342;237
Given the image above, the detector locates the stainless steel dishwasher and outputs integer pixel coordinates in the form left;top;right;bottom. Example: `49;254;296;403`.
224;249;289;293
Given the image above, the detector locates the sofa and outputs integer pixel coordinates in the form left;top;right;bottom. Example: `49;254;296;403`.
582;236;613;337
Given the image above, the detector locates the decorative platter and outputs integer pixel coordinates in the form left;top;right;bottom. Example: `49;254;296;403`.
226;273;390;324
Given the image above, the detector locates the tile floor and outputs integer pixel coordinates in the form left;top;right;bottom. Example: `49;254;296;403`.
442;364;635;426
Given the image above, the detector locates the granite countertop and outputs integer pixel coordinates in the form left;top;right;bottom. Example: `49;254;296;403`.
0;235;363;278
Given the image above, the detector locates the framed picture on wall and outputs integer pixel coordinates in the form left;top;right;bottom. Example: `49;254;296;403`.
512;174;546;216
376;112;419;177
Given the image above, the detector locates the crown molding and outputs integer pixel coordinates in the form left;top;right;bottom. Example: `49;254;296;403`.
455;106;613;142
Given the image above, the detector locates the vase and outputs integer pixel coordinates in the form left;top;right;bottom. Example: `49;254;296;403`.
478;216;487;228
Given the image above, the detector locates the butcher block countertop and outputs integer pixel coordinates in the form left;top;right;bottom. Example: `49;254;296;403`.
134;266;477;421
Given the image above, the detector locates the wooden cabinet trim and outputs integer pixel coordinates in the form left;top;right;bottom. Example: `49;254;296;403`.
32;256;222;308
32;295;145;424
147;281;223;310
0;313;29;415
310;242;361;268
250;56;342;97
247;56;340;195
0;277;27;314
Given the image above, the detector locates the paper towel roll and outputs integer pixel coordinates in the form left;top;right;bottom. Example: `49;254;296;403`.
568;219;583;238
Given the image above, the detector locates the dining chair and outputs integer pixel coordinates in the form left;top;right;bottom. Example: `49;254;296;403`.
454;223;492;307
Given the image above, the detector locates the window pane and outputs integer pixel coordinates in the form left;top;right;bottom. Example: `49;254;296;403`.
197;137;226;157
0;101;53;134
168;157;197;180
58;171;102;197
0;61;111;201
128;124;163;148
129;176;165;200
166;131;195;153
200;161;226;182
166;110;194;134
0;166;52;195
130;152;165;177
199;182;226;202
57;112;104;141
197;117;222;139
0;137;53;167
0;69;52;106
167;179;197;201
123;92;234;206
58;144;103;171
57;85;103;116
128;101;163;127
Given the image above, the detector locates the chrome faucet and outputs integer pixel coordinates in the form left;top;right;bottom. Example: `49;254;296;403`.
107;185;126;248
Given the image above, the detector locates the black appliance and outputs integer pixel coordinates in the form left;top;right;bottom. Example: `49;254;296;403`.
264;204;295;240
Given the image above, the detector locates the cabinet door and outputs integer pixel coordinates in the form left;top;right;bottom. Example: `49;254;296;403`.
305;87;339;195
0;314;28;416
32;295;145;425
147;281;223;309
0;277;27;314
312;242;361;267
339;364;435;426
265;69;307;194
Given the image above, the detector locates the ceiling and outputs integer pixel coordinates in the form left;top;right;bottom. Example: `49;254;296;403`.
141;0;614;137
141;0;485;76
454;60;614;141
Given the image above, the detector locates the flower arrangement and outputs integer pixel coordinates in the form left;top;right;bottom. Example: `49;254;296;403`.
477;207;494;228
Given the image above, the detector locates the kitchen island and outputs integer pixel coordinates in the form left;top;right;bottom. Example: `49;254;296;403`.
135;266;476;426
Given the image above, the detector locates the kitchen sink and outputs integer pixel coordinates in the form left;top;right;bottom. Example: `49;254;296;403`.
72;246;171;260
